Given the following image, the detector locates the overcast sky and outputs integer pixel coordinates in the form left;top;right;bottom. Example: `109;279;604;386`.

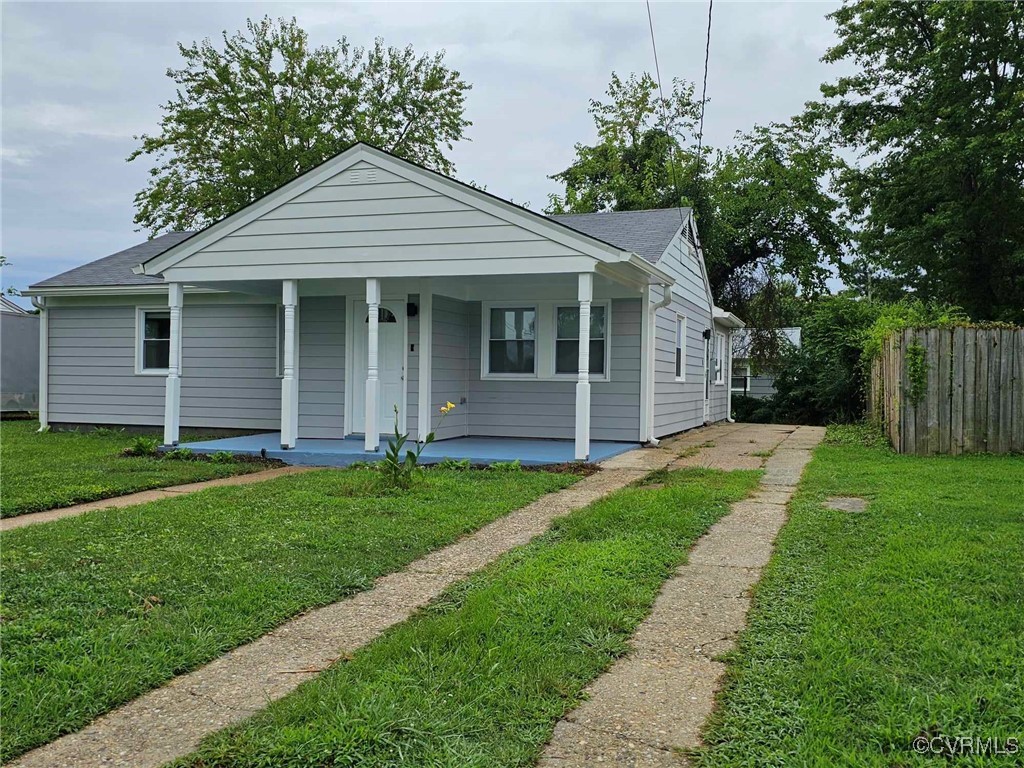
1;0;844;303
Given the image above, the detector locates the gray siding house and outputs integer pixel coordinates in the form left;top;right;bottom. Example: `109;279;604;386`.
26;144;741;460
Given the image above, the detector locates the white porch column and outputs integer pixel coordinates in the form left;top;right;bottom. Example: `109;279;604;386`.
163;282;183;446
365;277;381;451
280;279;299;449
575;273;593;461
417;282;433;442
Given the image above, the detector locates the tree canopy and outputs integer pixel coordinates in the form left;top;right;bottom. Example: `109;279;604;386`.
813;0;1024;322
129;17;471;234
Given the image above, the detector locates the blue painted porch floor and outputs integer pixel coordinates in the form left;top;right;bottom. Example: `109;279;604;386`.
179;433;637;467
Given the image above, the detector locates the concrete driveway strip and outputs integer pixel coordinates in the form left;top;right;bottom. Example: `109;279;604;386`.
7;444;677;768
1;466;311;531
538;425;825;767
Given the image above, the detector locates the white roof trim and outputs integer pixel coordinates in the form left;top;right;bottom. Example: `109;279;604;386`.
713;306;745;329
140;143;635;277
23;284;223;298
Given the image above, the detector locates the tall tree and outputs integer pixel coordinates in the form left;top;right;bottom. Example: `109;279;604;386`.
547;72;848;349
813;0;1024;322
129;17;471;234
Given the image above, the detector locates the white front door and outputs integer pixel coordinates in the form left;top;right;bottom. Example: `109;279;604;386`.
351;299;406;434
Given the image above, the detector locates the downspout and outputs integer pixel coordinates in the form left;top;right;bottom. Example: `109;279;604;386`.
726;328;736;423
644;283;673;446
31;296;49;431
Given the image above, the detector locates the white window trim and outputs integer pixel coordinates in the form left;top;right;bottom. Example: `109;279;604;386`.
715;331;726;385
551;301;612;382
480;301;540;380
480;300;613;382
134;306;172;376
674;314;687;383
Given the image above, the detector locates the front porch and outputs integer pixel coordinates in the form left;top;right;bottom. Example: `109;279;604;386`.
179;433;637;467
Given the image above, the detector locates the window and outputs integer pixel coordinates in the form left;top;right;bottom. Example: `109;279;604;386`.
675;315;687;381
555;305;606;375
715;332;726;384
138;309;170;373
731;364;750;393
364;307;397;323
487;306;536;375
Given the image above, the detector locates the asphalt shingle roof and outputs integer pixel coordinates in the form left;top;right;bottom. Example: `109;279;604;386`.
30;207;689;289
29;232;197;289
548;207;690;264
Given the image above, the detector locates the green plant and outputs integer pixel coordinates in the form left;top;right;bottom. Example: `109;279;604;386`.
435;457;471;471
209;451;237;464
92;426;124;437
903;339;928;406
164;448;195;461
490;459;522;472
126;435;160;456
379;401;456;491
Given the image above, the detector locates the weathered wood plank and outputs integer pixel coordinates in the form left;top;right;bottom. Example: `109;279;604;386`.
963;327;977;453
925;328;940;455
1012;330;1024;453
951;327;965;455
976;329;990;452
998;329;1015;453
937;328;951;454
987;329;1001;453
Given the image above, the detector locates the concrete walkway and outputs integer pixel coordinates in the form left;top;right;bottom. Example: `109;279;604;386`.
9;445;677;768
539;424;825;767
0;466;310;531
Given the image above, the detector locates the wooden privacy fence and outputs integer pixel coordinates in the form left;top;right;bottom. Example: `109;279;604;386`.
870;327;1024;455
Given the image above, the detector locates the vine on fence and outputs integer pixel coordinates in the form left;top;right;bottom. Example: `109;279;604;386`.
904;338;928;407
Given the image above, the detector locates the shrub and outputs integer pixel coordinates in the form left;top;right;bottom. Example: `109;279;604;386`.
435;457;471;471
164;448;195;461
124;435;160;456
378;402;456;491
209;451;237;464
490;459;523;472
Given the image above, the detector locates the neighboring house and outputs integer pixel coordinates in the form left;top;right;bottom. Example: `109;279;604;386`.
25;143;742;460
1;296;40;412
731;327;801;399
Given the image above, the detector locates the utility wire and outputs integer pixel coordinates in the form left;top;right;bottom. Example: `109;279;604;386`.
645;0;686;228
696;0;714;163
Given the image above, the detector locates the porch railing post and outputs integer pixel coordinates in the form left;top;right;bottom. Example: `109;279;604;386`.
575;272;592;461
280;279;299;449
163;282;183;447
365;277;381;451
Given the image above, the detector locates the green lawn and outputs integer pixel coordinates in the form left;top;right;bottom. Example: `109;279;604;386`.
1;421;269;517
698;426;1024;767
171;467;761;768
0;467;573;761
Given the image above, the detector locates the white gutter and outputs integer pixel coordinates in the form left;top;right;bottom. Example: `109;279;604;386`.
643;283;674;446
23;284;225;298
30;296;49;431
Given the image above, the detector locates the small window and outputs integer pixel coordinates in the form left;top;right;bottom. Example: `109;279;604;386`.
141;310;170;371
488;306;536;375
555;305;606;375
675;315;686;381
715;332;726;384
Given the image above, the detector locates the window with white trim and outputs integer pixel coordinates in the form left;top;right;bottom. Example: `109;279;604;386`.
487;306;536;375
675;315;687;381
714;331;726;384
138;309;170;372
555;304;606;376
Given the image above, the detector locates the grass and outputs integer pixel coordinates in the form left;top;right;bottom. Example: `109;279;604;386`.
171;467;761;767
0;468;573;761
0;421;270;517
698;427;1024;767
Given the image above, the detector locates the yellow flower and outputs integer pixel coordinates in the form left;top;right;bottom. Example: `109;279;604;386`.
446;401;456;410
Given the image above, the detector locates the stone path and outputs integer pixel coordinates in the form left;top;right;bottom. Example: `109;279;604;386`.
0;466;310;532
9;445;676;768
539;424;825;767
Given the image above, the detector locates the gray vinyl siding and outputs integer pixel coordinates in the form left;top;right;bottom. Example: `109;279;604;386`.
47;301;281;430
298;296;345;438
652;231;715;437
465;298;641;442
182;161;586;271
431;295;470;440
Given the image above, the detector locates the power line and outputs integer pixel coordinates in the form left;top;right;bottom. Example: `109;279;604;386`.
645;0;686;227
696;0;714;162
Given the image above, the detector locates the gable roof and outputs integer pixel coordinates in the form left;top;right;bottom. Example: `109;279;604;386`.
548;208;691;264
29;232;195;289
0;295;32;314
